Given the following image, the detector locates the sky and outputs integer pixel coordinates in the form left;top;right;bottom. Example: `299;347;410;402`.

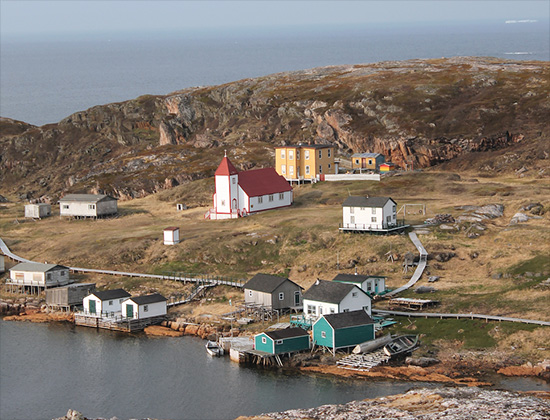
1;0;549;37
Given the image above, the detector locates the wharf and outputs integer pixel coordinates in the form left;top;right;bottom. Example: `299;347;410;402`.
74;313;165;332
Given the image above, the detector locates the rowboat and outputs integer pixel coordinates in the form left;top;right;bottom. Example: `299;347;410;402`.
352;334;393;354
383;335;419;358
205;340;223;357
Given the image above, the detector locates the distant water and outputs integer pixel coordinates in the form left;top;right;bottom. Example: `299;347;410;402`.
1;21;548;126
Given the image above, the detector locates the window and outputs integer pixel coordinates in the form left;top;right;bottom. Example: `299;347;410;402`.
144;305;149;312
307;305;316;315
296;150;300;160
61;271;66;276
279;292;284;300
318;165;322;174
88;204;95;210
393;205;396;212
249;290;253;297
352;292;358;297
279;193;284;200
46;273;52;281
305;165;310;175
281;150;285;159
368;159;373;165
119;299;124;303
330;308;335;314
289;166;294;176
318;150;322;159
372;217;377;222
354;159;359;165
281;164;286;174
232;178;236;184
321;331;326;338
328;149;332;158
350;207;354;214
276;339;283;345
328;163;331;170
221;200;226;206
63;205;69;209
262;337;267;344
269;195;274;202
343;309;349;312
109;300;113;306
258;196;263;204
350;216;355;224
289;150;294;160
360;207;365;211
305;150;310;160
372;208;376;214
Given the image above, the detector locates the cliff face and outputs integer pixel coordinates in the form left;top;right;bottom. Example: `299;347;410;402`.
1;57;549;201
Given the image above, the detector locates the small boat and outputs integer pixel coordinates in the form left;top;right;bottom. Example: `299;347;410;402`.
352;334;393;354
205;340;223;357
383;334;419;358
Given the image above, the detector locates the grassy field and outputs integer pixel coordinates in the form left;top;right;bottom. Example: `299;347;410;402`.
1;169;549;358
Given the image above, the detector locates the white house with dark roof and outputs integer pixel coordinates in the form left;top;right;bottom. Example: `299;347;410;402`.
82;289;131;317
206;154;293;220
302;279;371;320
340;196;408;233
244;273;303;310
59;194;118;218
122;293;167;319
8;262;70;290
332;273;386;295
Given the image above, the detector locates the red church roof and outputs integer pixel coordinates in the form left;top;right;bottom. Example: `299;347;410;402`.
215;157;239;176
238;168;292;197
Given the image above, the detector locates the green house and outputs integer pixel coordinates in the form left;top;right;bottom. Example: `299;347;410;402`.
254;327;310;355
312;310;375;355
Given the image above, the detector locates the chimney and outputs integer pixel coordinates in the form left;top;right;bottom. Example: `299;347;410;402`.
354;267;358;275
315;279;320;286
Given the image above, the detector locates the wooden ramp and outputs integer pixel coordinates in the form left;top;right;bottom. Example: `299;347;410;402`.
337;349;390;371
386;231;428;297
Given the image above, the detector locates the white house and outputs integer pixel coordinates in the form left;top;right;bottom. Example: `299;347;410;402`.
25;203;51;219
82;289;131;317
332;273;386;295
8;262;70;289
163;227;180;245
302;279;371;320
206;154;293;220
59;194;118;218
121;294;167;319
341;196;399;232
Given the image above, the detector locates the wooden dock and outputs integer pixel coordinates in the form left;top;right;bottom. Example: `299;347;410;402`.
74;313;165;332
337;349;390;371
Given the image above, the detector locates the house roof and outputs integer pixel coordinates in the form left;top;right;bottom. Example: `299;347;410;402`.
322;310;375;329
238;168;292;197
342;196;396;208
264;327;309;340
59;194;117;203
215;156;239;176
244;273;302;293
275;144;333;150
164;227;179;231
11;262;68;273
92;289;131;301
127;293;167;305
380;162;395;167
303;279;366;304
351;153;382;158
332;273;371;284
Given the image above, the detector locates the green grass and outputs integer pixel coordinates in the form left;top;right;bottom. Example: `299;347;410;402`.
507;255;550;276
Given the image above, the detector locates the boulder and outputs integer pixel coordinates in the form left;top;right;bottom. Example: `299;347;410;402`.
510;212;529;224
406;356;440;367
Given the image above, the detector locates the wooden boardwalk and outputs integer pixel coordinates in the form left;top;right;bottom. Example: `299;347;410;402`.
386;231;428;297
337;349;390;371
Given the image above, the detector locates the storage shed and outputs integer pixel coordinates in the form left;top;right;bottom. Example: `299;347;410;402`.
7;262;70;293
163;227;180;245
83;289;131;317
46;283;96;310
59;194;118;218
121;294;167;320
254;327;310;355
244;273;303;311
25;203;51;219
312;310;376;355
332;273;386;295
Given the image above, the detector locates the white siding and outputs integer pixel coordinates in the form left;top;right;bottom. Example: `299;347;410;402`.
343;201;396;230
122;300;167;319
244;289;273;308
247;190;292;214
25;204;51;219
215;174;239;216
164;229;180;245
339;288;371;315
303;299;338;319
9;268;69;287
60;200;117;217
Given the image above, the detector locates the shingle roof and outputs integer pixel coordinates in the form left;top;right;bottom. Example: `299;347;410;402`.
59;194;117;203
275;144;333;150
92;289;131;301
303;280;360;304
351;153;382;158
332;273;371;284
342;196;395;208
11;262;68;273
127;293;167;305
215;157;239;176
322;310;374;329
244;274;301;293
238;168;292;197
265;327;309;340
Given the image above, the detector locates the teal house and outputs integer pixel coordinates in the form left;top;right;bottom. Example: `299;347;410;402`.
332;273;386;295
254;327;310;355
312;310;375;355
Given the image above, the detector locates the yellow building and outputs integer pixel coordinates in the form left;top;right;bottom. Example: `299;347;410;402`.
275;144;335;182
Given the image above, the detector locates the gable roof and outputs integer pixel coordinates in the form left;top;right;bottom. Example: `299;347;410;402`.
127;293;167;305
92;289;131;301
238;168;292;197
215;156;239;176
342;196;395;208
275;144;333;150
11;262;68;273
332;273;371;284
322;310;375;329
303;280;367;304
351;153;382;158
244;273;302;293
264;327;308;340
59;194;117;203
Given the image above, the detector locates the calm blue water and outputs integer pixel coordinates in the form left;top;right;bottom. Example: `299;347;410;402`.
1;21;548;126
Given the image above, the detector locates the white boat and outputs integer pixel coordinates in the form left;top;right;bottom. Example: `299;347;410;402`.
352;334;393;354
205;340;223;357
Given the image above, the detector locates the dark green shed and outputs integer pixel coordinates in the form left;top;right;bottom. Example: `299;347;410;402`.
312;310;375;354
254;327;310;355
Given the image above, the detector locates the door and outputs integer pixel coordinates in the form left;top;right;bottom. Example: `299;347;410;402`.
89;299;96;315
126;304;134;319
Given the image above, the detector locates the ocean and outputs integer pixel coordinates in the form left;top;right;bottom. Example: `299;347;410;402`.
1;20;548;126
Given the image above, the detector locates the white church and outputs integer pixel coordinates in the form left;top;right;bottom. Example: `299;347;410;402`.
206;154;293;220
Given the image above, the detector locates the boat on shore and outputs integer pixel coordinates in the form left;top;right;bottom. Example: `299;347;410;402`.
383;335;419;358
352;333;393;354
206;340;223;356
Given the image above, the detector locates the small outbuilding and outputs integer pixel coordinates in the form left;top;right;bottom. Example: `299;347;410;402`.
312;310;376;355
7;262;70;293
340;196;407;233
59;194;118;218
380;162;396;172
25;203;51;219
163;227;180;245
121;293;167;319
244;273;303;311
46;283;96;310
254;327;310;355
332;273;386;295
83;289;131;317
351;153;385;172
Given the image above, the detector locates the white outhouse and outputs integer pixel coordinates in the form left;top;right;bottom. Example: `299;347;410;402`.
163;227;180;245
25;203;51;219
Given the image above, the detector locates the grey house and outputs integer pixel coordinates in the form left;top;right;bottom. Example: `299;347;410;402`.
243;274;303;310
59;194;118;218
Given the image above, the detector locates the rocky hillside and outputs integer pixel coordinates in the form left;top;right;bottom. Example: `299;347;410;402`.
1;57;549;201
